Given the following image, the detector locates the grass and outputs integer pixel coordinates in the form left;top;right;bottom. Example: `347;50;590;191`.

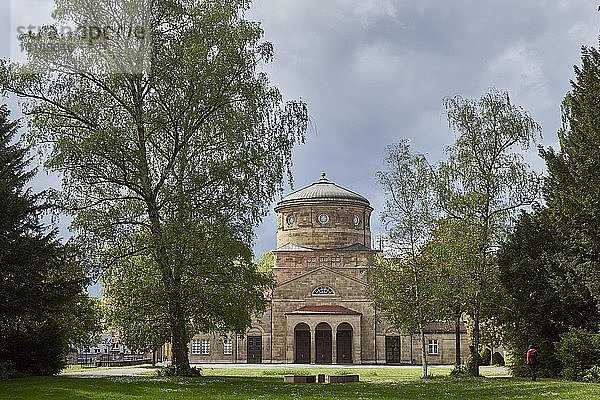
200;366;446;381
2;367;600;400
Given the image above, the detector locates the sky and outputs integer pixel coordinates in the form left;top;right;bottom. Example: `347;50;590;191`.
1;0;599;261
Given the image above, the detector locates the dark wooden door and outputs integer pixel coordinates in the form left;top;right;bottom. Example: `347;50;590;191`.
336;330;352;363
247;336;262;364
316;329;332;364
385;336;400;364
295;330;310;363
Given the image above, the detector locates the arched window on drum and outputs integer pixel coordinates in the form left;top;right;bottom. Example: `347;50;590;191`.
312;286;335;296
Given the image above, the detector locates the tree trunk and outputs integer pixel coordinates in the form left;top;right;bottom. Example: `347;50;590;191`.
455;311;461;365
168;288;191;375
471;292;481;377
420;328;428;378
147;203;191;375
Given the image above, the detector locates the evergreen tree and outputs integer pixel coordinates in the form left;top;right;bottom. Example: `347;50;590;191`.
541;43;600;291
497;41;600;377
0;105;97;376
497;211;599;377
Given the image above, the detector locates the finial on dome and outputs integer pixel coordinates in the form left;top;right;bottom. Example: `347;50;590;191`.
321;172;327;180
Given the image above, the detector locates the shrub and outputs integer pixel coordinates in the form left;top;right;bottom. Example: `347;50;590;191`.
506;340;561;379
479;348;491;366
449;364;470;377
0;361;26;380
157;365;201;377
0;322;67;376
582;366;600;383
492;352;505;366
555;327;600;381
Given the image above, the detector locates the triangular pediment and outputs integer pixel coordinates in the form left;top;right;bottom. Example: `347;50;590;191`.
275;267;367;301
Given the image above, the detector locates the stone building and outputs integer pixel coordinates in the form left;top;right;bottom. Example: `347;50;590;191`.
188;174;469;364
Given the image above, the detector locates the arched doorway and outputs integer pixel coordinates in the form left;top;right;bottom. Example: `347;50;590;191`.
315;322;332;364
336;323;353;364
294;323;311;364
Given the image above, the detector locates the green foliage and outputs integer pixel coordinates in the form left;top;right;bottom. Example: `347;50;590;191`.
541;42;600;274
1;322;67;376
157;365;201;377
582;366;600;383
556;328;600;381
1;0;308;374
101;248;171;353
377;140;437;254
0;362;24;380
581;365;600;383
439;88;541;376
449;363;470;378
498;41;600;380
0;105;98;376
479;348;491;366
369;255;445;334
420;218;481;317
510;362;532;378
374;140;440;378
492;352;505;366
256;251;275;274
497;211;598;378
102;225;273;352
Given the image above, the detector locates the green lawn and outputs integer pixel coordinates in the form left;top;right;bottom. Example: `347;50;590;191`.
2;367;600;400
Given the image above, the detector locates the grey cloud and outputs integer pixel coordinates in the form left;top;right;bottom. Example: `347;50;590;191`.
2;0;598;258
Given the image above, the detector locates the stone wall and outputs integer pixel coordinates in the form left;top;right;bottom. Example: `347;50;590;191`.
273;251;373;284
276;203;373;249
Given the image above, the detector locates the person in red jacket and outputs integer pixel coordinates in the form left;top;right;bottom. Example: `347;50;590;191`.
526;345;538;381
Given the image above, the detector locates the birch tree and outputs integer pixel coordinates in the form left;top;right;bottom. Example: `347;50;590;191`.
370;140;438;378
1;0;307;375
439;88;541;376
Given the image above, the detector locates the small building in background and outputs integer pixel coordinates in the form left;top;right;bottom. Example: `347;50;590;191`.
71;333;146;365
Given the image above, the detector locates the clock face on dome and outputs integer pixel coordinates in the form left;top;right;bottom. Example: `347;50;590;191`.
318;213;329;225
352;215;360;226
286;215;295;226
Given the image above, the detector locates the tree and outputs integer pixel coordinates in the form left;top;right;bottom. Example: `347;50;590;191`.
102;227;272;356
497;40;600;378
541;42;600;297
497;211;599;377
419;218;481;366
1;0;308;375
371;140;438;378
0;105;97;375
101;246;171;357
256;251;274;274
439;88;541;376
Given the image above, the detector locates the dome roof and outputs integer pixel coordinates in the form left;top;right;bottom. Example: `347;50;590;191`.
276;173;370;207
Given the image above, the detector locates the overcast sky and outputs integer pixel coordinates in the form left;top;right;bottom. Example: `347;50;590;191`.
2;1;599;260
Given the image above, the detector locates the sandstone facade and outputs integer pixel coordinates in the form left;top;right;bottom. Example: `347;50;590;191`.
188;174;469;365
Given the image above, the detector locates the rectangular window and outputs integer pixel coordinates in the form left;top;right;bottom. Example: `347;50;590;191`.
191;339;202;355
201;339;210;355
307;257;316;267
331;256;341;267
428;339;439;355
319;257;329;267
223;339;233;355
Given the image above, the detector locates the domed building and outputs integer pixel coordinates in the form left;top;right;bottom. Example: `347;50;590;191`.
187;174;468;365
269;173;377;364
